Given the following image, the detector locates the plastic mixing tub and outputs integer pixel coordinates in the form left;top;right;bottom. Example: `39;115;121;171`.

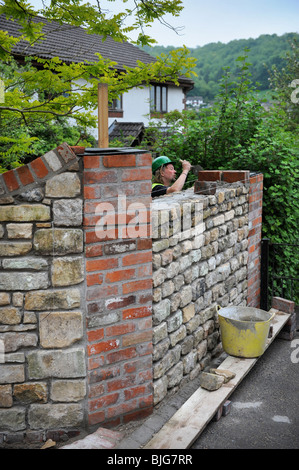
218;306;275;358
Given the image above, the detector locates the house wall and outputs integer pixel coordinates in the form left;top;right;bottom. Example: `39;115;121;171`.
121;87;150;124
167;86;185;113
0;145;264;445
84;84;187;139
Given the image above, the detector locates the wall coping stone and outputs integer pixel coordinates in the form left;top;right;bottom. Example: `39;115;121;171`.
0;143;78;198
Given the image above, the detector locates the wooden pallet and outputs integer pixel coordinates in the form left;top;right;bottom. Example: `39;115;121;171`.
145;309;290;449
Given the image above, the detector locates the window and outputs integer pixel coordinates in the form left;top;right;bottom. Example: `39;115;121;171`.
108;95;123;118
109;96;123;111
150;85;167;113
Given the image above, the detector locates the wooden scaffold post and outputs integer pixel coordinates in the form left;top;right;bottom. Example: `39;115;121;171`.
98;82;109;148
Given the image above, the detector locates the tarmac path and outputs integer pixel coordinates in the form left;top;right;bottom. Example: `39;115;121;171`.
192;317;299;449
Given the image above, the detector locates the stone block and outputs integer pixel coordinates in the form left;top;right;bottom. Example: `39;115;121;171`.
197;340;207;362
7;223;33;239
0;364;25;384
0;241;32;256
50;380;86;402
25;288;81;311
153;338;170;362
169;324;186;347
209;368;236;383
199;372;224;391
167;362;183;388
34;228;83;254
153;376;168;405
53;199;83;226
153;267;166;287
3;332;38;352
2;257;48;270
0;384;13;407
153;299;171;325
12;293;23;307
179;285;192;308
193;326;204;346
4;352;25;363
45;173;81;198
13;382;47;403
0;272;49;291
43;150;62;171
152;322;167;345
182;350;197;374
162;280;175;298
153;346;180;380
23;312;37;324
28;403;83;429
0;307;22;325
0;204;50;222
39;311;83;348
0;407;26;431
166;310;183;333
0;293;10;306
27;347;86;379
152;239;169;252
182;303;195;323
181;335;194;355
51;256;84;286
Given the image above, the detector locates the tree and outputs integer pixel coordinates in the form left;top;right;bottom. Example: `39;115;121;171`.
268;38;299;132
142;53;299;301
0;0;197;170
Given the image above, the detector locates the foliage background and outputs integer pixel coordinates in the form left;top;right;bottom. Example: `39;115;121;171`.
137;50;299;303
141;32;299;102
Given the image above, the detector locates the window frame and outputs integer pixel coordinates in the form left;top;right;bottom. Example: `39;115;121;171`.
150;84;168;116
108;95;123;118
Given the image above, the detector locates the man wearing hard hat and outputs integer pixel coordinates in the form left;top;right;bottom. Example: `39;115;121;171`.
151;156;192;198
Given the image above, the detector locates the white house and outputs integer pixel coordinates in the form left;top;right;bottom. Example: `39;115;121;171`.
1;14;194;142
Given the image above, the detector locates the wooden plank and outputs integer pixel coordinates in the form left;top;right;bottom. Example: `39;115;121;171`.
98;83;109;148
145;310;290;449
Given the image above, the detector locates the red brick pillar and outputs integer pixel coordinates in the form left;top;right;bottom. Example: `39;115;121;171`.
83;149;153;428
247;173;263;308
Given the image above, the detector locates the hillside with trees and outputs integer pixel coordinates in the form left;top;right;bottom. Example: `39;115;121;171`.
141;33;299;101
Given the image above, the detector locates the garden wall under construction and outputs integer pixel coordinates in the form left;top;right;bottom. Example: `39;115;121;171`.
0;144;263;445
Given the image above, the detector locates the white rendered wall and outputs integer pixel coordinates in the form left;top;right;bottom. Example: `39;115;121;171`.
72;80;186;140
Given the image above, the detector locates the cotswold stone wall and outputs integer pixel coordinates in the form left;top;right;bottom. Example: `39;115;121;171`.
0;144;86;444
152;183;249;405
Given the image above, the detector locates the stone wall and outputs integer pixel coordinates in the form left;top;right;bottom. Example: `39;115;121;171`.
0;144;86;444
151;180;250;405
0;145;264;445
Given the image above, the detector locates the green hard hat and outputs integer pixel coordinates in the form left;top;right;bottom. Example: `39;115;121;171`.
152;156;174;173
